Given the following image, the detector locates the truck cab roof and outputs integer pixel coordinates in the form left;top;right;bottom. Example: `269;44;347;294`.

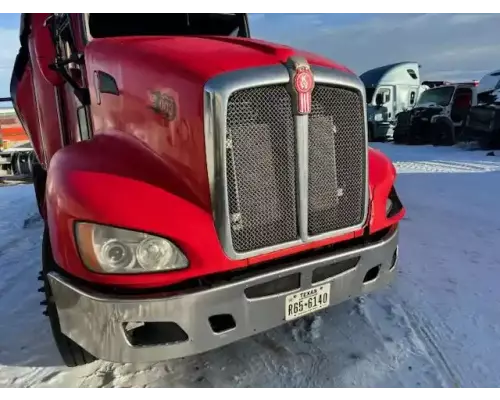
360;61;420;88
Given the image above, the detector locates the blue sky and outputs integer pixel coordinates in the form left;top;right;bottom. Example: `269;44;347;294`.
2;13;500;103
248;13;500;80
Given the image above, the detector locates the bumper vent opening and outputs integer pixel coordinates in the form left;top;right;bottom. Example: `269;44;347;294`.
209;314;236;334
363;265;381;284
312;256;360;284
244;273;300;299
123;322;188;347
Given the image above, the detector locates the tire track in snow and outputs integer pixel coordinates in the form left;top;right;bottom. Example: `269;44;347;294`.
399;301;464;387
354;292;463;388
394;160;500;174
374;294;465;388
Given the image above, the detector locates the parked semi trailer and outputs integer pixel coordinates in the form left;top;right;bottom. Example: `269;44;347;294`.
11;13;405;366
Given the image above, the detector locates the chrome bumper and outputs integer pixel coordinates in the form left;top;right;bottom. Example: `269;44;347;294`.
48;226;399;363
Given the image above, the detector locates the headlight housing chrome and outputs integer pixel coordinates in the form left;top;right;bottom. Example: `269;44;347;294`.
75;222;188;274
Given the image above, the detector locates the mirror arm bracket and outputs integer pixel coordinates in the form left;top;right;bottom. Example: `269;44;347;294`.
46;14;90;106
49;54;90;106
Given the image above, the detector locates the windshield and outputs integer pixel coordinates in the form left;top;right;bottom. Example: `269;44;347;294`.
87;13;250;39
416;86;455;107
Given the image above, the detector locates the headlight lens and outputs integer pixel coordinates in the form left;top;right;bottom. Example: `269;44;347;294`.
75;222;188;274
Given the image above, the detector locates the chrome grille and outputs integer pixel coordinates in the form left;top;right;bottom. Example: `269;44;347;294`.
308;85;366;235
226;86;298;252
217;67;368;256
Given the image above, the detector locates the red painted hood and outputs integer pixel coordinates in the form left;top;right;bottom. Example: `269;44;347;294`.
85;36;357;214
87;35;353;83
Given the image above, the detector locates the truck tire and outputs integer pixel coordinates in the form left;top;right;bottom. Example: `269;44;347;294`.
32;160;46;218
407;132;420;145
40;225;97;367
392;128;405;144
432;122;454;146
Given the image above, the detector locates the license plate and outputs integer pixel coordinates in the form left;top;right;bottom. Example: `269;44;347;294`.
285;284;331;321
421;117;428;121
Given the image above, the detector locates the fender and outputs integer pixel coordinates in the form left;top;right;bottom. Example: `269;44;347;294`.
45;130;248;289
368;147;404;232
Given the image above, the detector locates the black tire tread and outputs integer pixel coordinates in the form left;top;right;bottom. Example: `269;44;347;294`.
32;159;46;218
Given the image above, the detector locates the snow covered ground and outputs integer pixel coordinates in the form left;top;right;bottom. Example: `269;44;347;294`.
1;143;500;388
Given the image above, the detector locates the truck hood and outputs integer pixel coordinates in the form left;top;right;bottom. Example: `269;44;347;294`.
86;35;352;82
85;36;356;213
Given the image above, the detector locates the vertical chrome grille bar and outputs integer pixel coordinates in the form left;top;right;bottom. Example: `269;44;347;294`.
295;115;309;242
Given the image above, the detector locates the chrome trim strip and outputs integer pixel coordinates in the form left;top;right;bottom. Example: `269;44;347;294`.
54;86;67;147
295;115;309;241
29;71;48;167
203;64;369;260
81;13;92;44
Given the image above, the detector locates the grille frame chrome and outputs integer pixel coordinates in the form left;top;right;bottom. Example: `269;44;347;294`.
204;64;369;260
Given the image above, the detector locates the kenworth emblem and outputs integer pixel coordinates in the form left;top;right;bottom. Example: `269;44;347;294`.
285;56;315;115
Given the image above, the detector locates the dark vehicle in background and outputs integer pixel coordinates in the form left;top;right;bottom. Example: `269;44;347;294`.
393;82;477;146
461;70;500;149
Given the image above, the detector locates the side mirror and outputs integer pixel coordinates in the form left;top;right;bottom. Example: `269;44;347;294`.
33;19;64;86
375;93;384;107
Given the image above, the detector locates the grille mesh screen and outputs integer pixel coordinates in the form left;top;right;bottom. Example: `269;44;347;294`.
224;83;366;253
308;85;366;235
226;86;298;252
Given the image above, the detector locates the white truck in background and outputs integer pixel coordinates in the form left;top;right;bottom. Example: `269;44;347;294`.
360;61;428;141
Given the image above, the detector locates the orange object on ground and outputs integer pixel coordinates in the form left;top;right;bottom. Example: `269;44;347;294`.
0;111;29;149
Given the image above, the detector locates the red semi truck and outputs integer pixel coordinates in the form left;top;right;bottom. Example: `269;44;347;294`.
10;13;405;366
